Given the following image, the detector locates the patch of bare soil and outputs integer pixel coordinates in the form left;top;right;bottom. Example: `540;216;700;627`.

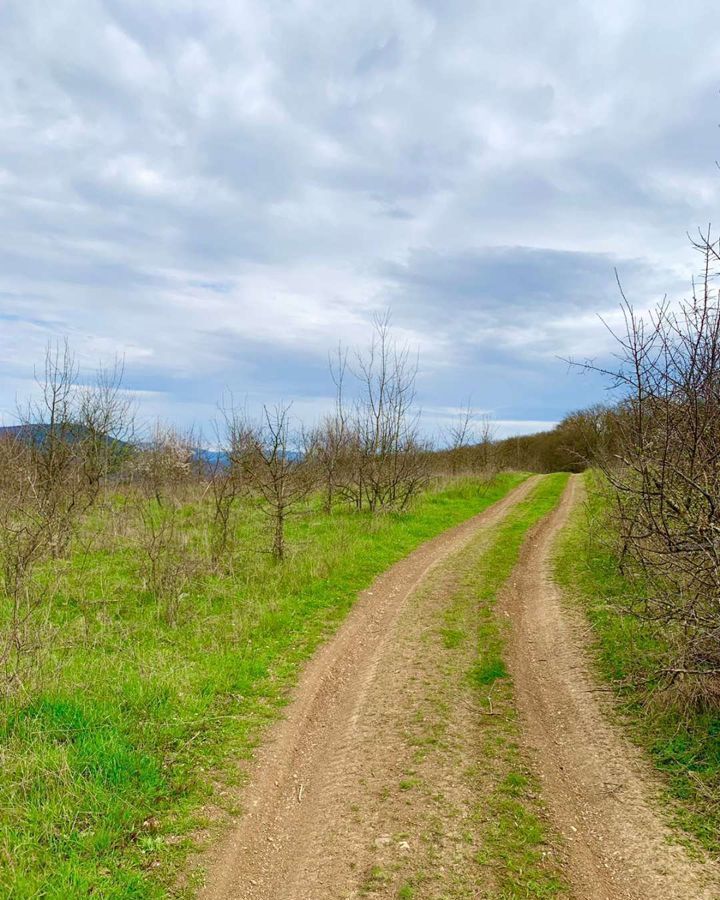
502;474;720;900
199;477;538;900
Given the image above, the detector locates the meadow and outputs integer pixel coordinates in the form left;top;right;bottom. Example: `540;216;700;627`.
0;472;526;898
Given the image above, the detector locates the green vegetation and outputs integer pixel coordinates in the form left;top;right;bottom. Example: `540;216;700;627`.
554;470;720;854
0;473;526;899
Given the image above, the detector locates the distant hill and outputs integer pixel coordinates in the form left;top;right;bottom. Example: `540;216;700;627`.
0;424;52;442
0;424;132;450
193;448;231;469
191;448;303;468
0;427;303;468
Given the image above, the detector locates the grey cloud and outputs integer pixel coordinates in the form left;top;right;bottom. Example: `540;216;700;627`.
381;246;674;321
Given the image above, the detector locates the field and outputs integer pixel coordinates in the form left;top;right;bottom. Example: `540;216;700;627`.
3;467;720;899
0;473;527;898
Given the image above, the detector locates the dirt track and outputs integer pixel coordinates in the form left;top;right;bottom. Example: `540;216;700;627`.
200;476;537;899
200;474;719;900
502;474;719;900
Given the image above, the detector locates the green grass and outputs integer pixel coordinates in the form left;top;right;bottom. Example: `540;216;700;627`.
554;470;720;854
0;473;527;899
471;657;508;686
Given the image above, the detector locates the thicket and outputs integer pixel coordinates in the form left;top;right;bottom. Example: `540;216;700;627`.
583;232;720;705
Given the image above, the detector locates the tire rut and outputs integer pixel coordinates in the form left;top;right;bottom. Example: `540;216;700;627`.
502;474;720;900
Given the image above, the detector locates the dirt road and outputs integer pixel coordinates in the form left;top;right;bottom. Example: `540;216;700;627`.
200;476;538;899
502;474;718;900
200;474;719;900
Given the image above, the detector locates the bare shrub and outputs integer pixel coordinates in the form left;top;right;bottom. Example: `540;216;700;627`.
131;423;194;505
131;426;199;624
302;348;356;513
20;343;133;554
206;457;242;568
0;342;133;689
136;502;195;626
304;415;348;513
0;436;57;690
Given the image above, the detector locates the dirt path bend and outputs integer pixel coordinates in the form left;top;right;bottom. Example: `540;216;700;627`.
200;476;538;900
503;474;720;900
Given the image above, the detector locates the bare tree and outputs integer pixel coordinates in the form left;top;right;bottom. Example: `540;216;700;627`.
475;414;498;473
446;400;475;455
304;347;352;513
17;343;128;555
342;313;429;512
441;402;497;476
585;230;720;701
131;425;198;625
236;404;310;560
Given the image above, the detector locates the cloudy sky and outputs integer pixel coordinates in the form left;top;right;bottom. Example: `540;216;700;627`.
1;1;719;439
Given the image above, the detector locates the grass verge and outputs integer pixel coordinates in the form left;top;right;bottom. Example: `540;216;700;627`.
554;470;720;854
0;473;526;899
